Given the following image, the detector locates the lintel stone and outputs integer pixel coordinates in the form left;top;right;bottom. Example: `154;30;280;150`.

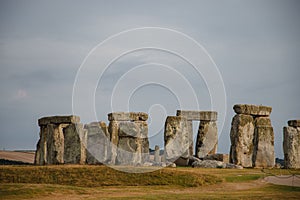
233;104;272;116
176;110;217;121
38;115;80;126
288;120;300;128
108;112;148;121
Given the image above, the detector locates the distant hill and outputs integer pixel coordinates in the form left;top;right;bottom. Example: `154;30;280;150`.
0;150;35;164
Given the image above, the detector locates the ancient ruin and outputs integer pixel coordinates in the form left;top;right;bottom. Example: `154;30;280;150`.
108;112;149;165
35;116;87;165
229;104;275;168
35;105;293;169
283;120;300;169
164;110;218;166
85;121;110;164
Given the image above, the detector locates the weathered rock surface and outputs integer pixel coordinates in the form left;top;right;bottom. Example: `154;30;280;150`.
85;122;110;164
175;110;218;163
229;104;275;168
107;112;150;165
229;114;255;167
192;160;243;169
38;116;80;126
195;120;218;158
164;116;189;163
35;115;87;165
46;123;66;164
63;123;87;164
176;110;217;121
233;104;272;116
283;126;300;169
154;145;160;162
252;126;275;168
116;121;149;165
108;112;148;121
288;120;300;128
203;154;229;163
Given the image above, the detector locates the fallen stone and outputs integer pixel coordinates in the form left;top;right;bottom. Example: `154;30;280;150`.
225;163;243;169
187;156;201;166
288;120;300;128
233;104;272;116
195;120;218;158
38;115;80;126
203;154;229;163
283;126;300;169
192;160;225;168
108;112;148;121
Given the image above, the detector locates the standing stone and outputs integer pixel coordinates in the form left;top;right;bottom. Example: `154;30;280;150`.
85;122;110;164
252;117;275;168
229;114;254;167
154;145;160;162
108;120;119;165
164;116;189;164
63;123;87;164
229;104;275;168
46;123;66;164
116;121;148;165
34;115;86;165
196;120;218;158
107;112;150;165
176;110;218;160
283;120;300;169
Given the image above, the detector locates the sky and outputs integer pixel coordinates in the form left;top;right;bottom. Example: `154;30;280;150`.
0;0;300;159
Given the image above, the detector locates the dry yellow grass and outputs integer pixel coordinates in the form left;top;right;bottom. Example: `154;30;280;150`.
0;165;300;199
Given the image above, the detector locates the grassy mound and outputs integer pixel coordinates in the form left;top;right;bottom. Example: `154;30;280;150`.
0;165;221;187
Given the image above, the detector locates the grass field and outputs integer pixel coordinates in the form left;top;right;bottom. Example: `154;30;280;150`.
1;165;300;199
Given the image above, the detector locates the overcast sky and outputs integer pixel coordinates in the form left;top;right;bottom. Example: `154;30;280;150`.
0;0;299;158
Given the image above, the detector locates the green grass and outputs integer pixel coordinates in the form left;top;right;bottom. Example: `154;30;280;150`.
1;166;300;200
0;165;221;187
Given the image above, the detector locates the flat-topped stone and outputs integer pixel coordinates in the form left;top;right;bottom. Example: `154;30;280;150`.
233;104;272;116
108;112;148;121
38;115;80;126
288;120;300;128
176;110;217;121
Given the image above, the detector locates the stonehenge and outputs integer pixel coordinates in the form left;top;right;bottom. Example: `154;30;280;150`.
35;112;150;166
229;104;275;168
283;120;300;169
35;116;87;165
108;112;149;165
164;110;218;166
34;105;298;169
